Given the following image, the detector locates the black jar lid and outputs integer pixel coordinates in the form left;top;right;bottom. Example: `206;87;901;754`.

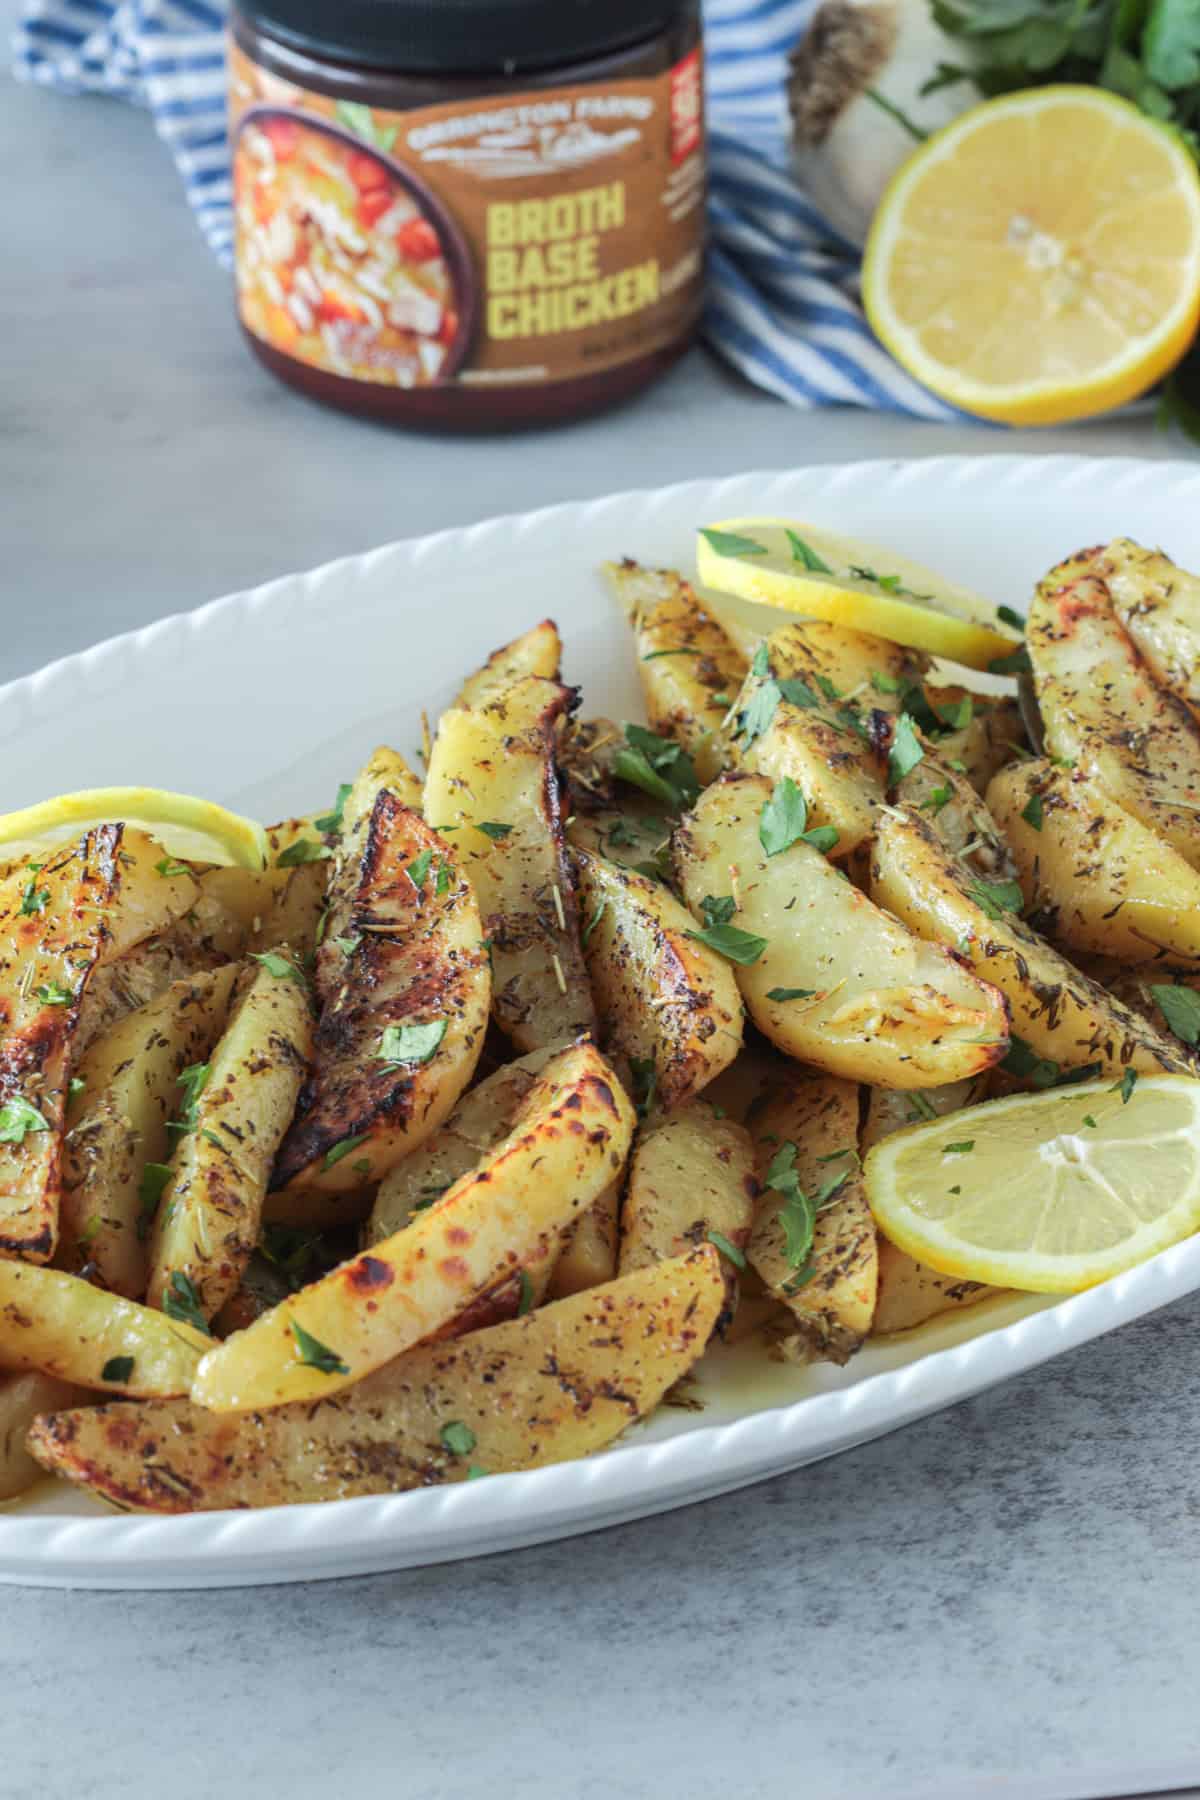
238;0;683;76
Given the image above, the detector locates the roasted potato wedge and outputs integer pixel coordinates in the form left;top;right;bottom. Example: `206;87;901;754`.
424;677;595;1051
1076;959;1200;1049
194;1042;635;1411
921;689;1026;795
675;774;1009;1089
146;956;314;1321
988;759;1200;964
861;1079;998;1332
454;620;562;709
247;860;327;957
606;559;748;783
572;845;743;1109
272;790;489;1199
1027;557;1200;868
0;1260;210;1395
746;1074;876;1363
619;1100;757;1277
1084;538;1200;721
894;739;1016;879
870;805;1193;1079
546;1180;621;1298
57;965;239;1297
0;1370;88;1499
31;1247;723;1511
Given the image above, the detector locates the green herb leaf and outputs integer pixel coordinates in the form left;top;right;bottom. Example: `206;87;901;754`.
137;1161;173;1238
250;950;306;984
333;934;361;959
777;675;824;711
407;848;434;892
699;527;768;558
154;856;191;878
922;784;954;816
968;877;1025;920
476;821;513;840
937;695;974;731
888;713;925;786
1150;983;1200;1044
163;1270;211;1336
765;1143;816;1277
685;896;767;965
378;1019;447;1065
766;986;816;1002
1002;1036;1062;1089
944;1140;975;1155
0;1097;50;1146
261;1223;322;1289
759;777;808;856
515;1269;536;1317
988;645;1033;677
707;1229;747;1269
313;782;352;834
101;1355;134;1384
997;604;1026;632
801;825;840;855
736;679;783;750
786;529;834;573
1021;793;1045;830
466;1464;489;1480
581;899;606;946
323;1132;370;1170
35;981;73;1006
1112;1067;1139;1104
19;876;49;916
642;647;703;660
614;725;699;809
277;837;330;868
907;1091;938;1121
871;670;903;694
68;1076;86;1100
441;1419;477;1456
290;1317;349;1375
1082;1113;1098;1129
630;1056;658;1121
169;1061;210;1137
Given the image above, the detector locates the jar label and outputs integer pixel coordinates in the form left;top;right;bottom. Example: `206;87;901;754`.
229;45;706;392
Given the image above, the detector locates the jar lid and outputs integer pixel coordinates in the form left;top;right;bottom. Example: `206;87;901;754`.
238;0;682;75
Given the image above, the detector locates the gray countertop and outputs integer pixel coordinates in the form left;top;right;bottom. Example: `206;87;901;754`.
4;21;1200;1800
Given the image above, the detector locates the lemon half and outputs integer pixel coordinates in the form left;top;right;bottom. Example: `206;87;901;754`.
0;788;267;869
863;86;1200;425
865;1076;1200;1294
696;518;1020;669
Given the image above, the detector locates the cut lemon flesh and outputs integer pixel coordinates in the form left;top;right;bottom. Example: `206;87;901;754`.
696;518;1019;669
0;788;268;869
863;86;1200;425
865;1076;1200;1293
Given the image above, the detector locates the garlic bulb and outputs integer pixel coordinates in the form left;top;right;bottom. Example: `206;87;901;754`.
788;0;977;246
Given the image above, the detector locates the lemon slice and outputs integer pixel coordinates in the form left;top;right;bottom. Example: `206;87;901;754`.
863;86;1200;425
696;518;1019;669
865;1076;1200;1294
0;788;267;869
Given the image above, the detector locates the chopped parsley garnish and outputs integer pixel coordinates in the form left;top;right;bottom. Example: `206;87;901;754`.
35;981;73;1006
0;1097;50;1146
441;1420;477;1456
997;605;1025;633
261;1223;321;1288
1111;1068;1138;1105
19;876;50;916
290;1318;349;1375
767;986;816;1002
642;647;703;661
168;1062;210;1137
68;1076;86;1100
967;878;1024;920
787;530;833;573
517;1270;535;1316
887;713;925;786
848;565;933;602
1149;983;1200;1045
707;1229;747;1269
378;1019;447;1066
699;527;768;558
937;695;973;731
1021;793;1045;831
944;1140;975;1155
100;1355;135;1384
476;821;513;840
435;860;452;896
988;645;1032;677
871;670;903;694
136;1162;173;1238
466;1465;489;1480
758;776;839;859
277;837;330;867
581;899;606;946
323;1132;370;1170
313;782;352;834
906;1091;938;1121
250;950;306;984
154;856;191;878
333;934;361;959
1082;1114;1098;1129
162;1271;211;1335
630;1056;658;1121
685;895;767;966
406;848;434;892
1002;1037;1062;1089
613;724;699;809
922;785;954;816
764;1142;848;1292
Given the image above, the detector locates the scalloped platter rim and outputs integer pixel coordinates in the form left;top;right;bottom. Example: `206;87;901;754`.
4;454;1200;1588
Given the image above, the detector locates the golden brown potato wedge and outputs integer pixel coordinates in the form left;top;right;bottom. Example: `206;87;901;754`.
424;677;595;1051
272;790;489;1199
1076;959;1200;1051
0;1260;210;1395
146;956;314;1322
57;965;239;1297
870;805;1193;1079
572;845;743;1109
193;1042;635;1412
746;1075;876;1363
1028;556;1200;868
988;759;1200;964
30;1247;723;1511
247;861;327;958
894;738;1016;880
921;690;1026;795
606;559;748;783
1083;538;1200;721
675;774;1009;1089
0;1370;88;1499
619;1100;757;1277
861;1080;998;1332
454;620;562;708
545;1180;621;1298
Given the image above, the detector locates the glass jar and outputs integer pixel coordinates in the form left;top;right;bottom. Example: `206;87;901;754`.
229;0;706;429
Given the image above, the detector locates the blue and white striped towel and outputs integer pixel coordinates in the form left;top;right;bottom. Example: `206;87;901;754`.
12;0;958;418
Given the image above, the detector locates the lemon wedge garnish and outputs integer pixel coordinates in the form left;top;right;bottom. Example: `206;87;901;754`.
862;86;1200;425
696;518;1019;669
0;788;267;869
864;1075;1200;1294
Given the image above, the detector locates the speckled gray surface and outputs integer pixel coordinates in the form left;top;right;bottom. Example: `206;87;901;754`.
5;18;1200;1797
